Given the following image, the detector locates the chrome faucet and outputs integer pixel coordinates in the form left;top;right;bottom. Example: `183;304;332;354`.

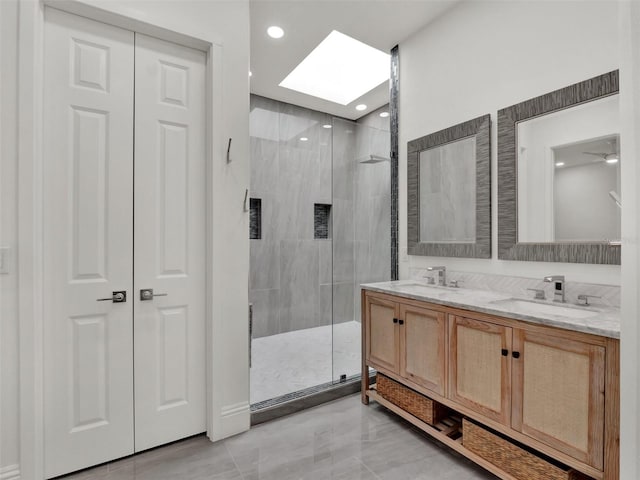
427;266;447;286
543;275;565;303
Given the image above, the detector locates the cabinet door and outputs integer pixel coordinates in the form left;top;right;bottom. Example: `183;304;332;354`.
449;316;512;426
512;330;605;469
364;295;399;374
399;304;446;396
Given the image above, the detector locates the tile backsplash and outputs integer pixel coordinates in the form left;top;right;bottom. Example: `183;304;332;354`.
409;268;620;308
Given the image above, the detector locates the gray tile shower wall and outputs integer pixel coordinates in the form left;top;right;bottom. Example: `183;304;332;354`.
351;110;391;323
249;95;390;337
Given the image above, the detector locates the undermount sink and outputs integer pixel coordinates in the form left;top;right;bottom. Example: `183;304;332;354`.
490;298;597;319
398;282;459;295
399;282;450;290
391;282;462;297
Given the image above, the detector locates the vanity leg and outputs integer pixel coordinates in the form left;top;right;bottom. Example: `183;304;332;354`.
361;290;369;405
361;368;369;405
604;338;620;480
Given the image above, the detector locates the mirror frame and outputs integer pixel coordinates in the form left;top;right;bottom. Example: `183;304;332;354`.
407;114;491;258
497;70;620;264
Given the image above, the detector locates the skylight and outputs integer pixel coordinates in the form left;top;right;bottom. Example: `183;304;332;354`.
279;30;390;106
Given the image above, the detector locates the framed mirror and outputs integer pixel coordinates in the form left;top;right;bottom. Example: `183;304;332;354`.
407;114;491;258
498;70;620;264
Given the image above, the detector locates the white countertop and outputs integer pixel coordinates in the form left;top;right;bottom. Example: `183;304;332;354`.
361;280;620;339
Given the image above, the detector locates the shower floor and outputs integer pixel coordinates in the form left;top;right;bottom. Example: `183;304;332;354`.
250;320;362;405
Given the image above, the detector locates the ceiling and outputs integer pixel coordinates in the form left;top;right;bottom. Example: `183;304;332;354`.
250;0;459;120
554;135;620;169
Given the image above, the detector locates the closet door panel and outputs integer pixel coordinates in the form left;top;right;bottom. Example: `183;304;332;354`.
43;8;135;478
133;33;207;452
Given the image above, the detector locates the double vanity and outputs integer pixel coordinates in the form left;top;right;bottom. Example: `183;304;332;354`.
371;69;622;479
360;279;619;480
374;67;624;479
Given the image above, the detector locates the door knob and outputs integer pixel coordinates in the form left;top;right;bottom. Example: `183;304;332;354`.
140;288;168;301
97;291;127;303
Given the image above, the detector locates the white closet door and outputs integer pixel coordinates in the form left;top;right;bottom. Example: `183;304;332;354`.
133;33;207;452
43;8;135;478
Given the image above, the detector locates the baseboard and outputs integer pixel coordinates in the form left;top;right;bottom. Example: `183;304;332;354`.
219;401;250;438
0;465;20;480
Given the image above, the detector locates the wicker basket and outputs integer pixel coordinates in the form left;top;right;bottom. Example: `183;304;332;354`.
462;419;591;480
376;373;446;426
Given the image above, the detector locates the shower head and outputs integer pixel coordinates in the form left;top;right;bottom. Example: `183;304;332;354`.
358;154;390;164
609;190;622;208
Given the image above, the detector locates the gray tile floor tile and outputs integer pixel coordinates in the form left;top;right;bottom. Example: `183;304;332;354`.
61;394;497;480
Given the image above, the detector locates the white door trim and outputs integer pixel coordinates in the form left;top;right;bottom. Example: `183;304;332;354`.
17;2;226;478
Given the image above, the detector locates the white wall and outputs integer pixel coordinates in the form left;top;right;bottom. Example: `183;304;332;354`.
399;0;620;285
0;0;21;478
2;1;249;477
554;162;620;242
619;1;640;477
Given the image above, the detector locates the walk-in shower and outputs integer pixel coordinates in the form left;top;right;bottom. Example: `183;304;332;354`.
248;95;390;409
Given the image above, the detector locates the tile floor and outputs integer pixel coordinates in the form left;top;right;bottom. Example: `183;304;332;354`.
251;321;362;404
61;394;497;480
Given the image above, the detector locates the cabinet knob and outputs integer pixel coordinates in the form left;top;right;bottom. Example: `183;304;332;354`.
393;318;398;324
512;351;521;359
398;319;404;325
501;349;508;356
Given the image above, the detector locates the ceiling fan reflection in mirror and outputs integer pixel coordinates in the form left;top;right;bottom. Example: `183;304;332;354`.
582;138;619;164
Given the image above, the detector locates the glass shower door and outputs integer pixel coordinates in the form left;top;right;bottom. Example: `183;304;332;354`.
249;96;335;406
331;118;391;384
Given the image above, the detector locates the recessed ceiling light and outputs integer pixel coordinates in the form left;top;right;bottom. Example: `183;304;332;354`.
555;162;565;167
322;124;332;129
379;112;389;118
279;30;390;105
355;104;367;111
267;26;284;39
249;71;252;77
300;137;308;142
606;154;619;164
606;158;619;164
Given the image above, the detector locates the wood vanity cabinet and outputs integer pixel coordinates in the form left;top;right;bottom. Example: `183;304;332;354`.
449;315;605;469
362;289;619;480
364;294;400;374
448;316;512;426
512;329;605;469
399;303;447;396
364;293;446;396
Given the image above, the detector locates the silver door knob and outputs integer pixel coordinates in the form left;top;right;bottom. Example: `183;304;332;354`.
140;288;168;301
97;291;127;303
